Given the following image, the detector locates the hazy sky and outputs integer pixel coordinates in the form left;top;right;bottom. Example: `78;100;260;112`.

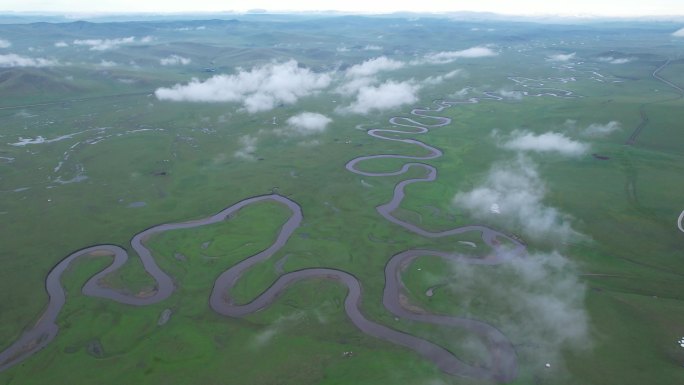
2;0;684;17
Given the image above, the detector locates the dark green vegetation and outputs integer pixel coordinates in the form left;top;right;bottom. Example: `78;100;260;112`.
1;14;684;385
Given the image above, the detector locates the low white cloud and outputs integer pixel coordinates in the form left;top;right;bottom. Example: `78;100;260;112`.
447;87;470;98
174;26;205;31
500;130;590;156
423;69;462;85
363;45;382;51
452;155;577;242
155;60;331;113
346;56;405;78
54;41;69;48
445;249;589;367
672;27;684;37
282;112;332;136
598;56;634;64
140;36;154;43
547;53;576;62
98;60;117;67
0;53;58;67
611;58;632;64
73;36;136;51
0;39;11;49
337;65;460;114
250;312;305;348
578;121;622;137
420;46;498;64
160;55;191;66
297;139;321;147
497;89;524;100
253;326;278;347
336;76;378;96
340;80;420;114
234;135;258;160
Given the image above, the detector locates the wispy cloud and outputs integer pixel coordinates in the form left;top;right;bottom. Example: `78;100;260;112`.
54;41;69;48
155;60;332;113
565;120;622;137
73;36;136;51
160;55;191;66
497;89;524;100
598;56;634;64
453;155;578;242
445;249;589;367
673;27;684;37
470;27;496;32
363;44;382;51
0;53;58;67
336;76;378;96
500;130;590;156
339;80;420;114
250;312;305;348
98;59;117;67
297;139;321;147
345;56;405;78
420;46;498;64
234;135;258;160
447;87;470;98
0;39;11;49
547;53;576;62
174;26;206;31
423;69;462;85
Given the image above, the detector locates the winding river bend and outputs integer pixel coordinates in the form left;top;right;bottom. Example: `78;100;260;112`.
0;94;526;383
346;97;528;381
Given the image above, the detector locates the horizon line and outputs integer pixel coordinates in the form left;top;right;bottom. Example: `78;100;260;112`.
1;10;684;20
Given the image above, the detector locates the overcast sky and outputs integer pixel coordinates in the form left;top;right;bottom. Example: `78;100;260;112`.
2;0;684;17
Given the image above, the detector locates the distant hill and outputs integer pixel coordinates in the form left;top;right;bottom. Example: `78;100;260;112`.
0;68;82;95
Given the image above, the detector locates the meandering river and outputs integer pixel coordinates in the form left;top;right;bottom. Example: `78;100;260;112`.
1;94;533;382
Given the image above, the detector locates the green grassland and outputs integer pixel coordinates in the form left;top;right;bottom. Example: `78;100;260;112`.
1;15;684;385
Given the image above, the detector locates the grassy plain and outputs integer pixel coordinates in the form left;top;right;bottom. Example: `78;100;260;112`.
1;14;684;385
